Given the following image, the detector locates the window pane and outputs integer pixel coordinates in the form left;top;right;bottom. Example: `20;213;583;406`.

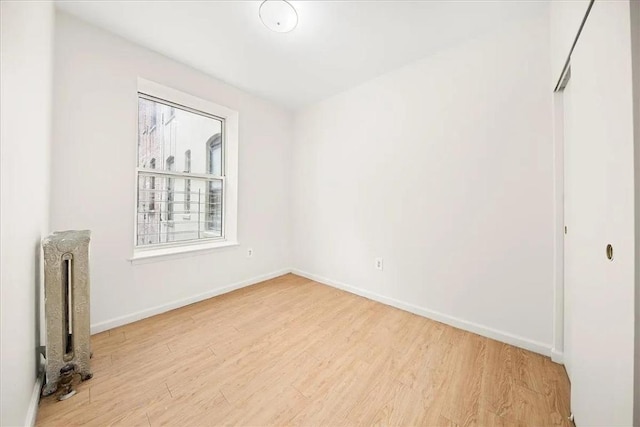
207;134;222;176
136;174;223;246
205;180;223;237
137;96;223;175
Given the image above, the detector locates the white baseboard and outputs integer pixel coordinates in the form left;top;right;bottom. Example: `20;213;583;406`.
90;268;291;334
291;269;552;357
551;348;564;364
24;370;44;427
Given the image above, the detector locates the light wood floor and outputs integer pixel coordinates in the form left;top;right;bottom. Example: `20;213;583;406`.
37;274;571;427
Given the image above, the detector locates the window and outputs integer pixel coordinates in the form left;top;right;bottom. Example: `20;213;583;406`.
149;158;156;212
184;150;191;213
206;134;222;233
135;78;239;257
165;156;175;223
165;107;175;124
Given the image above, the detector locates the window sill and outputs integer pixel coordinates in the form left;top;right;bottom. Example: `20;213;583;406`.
129;240;238;264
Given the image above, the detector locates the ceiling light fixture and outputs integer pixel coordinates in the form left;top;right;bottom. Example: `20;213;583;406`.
259;0;298;33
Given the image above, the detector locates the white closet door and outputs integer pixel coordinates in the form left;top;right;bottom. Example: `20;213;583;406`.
563;1;635;425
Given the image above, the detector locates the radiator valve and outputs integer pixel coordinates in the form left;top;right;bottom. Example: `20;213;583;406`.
57;364;77;401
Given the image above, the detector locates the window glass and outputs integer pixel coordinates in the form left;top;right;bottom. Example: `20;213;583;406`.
136;95;225;247
137;97;222;175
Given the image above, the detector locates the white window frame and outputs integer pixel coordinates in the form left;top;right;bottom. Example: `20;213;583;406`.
131;78;239;262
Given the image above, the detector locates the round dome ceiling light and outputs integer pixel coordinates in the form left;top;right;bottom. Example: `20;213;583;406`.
259;0;298;33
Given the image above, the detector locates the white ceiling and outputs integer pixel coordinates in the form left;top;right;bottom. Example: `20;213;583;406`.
55;1;545;110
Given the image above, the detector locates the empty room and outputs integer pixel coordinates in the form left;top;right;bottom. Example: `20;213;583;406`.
1;0;639;426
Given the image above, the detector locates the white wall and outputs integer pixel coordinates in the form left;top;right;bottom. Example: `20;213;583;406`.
0;2;54;425
52;12;292;332
292;8;555;353
550;0;591;87
631;0;640;423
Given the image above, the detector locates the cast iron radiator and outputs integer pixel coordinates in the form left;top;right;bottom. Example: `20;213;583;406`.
42;230;93;396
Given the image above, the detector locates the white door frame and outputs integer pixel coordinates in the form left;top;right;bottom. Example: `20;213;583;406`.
551;88;566;364
551;0;594;366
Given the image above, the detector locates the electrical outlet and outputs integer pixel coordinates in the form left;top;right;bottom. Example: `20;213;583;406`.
247;248;253;258
375;257;383;271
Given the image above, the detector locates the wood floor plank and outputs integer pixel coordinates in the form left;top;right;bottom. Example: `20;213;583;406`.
441;333;487;426
540;361;572;426
147;388;228;426
481;339;515;417
36;274;570;427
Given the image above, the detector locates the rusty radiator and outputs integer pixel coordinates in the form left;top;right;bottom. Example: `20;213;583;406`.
42;230;92;396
